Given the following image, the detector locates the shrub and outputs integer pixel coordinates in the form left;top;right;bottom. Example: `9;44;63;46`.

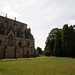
45;51;51;56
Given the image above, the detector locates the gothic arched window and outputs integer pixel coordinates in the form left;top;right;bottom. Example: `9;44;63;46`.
8;34;14;46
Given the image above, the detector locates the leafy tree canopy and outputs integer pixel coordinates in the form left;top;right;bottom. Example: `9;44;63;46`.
37;47;42;54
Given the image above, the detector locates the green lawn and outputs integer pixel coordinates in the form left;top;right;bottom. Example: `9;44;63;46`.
0;56;75;75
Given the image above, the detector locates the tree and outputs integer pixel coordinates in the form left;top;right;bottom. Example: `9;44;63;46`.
45;28;59;55
61;24;69;56
37;47;42;54
45;51;51;56
54;30;62;56
69;25;75;57
61;24;75;57
45;24;75;57
73;27;75;57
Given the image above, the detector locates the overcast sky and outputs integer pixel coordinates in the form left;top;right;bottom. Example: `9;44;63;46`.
0;0;75;50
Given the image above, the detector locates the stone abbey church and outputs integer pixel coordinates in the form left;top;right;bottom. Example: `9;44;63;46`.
0;15;35;58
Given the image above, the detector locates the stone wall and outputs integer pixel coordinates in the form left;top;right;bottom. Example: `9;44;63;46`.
0;15;36;59
0;46;5;58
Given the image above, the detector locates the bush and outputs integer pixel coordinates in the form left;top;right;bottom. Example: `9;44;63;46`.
45;51;51;56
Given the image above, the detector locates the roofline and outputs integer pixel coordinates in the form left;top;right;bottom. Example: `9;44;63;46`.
0;15;27;25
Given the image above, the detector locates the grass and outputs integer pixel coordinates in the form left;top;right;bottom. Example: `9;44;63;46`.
0;56;75;75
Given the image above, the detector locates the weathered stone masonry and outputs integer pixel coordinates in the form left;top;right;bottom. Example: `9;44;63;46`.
0;15;35;58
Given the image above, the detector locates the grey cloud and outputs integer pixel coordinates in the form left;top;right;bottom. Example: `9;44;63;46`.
0;0;75;49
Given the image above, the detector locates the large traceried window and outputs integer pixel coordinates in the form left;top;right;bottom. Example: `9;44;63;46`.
8;34;14;46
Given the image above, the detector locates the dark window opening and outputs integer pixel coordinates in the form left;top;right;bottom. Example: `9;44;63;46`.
19;42;22;47
17;28;23;38
27;51;29;54
27;51;29;58
0;40;2;45
27;43;29;47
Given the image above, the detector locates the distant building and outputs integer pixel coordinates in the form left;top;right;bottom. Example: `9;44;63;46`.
0;15;35;58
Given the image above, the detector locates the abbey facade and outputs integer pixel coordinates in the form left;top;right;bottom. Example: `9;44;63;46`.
0;15;35;58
